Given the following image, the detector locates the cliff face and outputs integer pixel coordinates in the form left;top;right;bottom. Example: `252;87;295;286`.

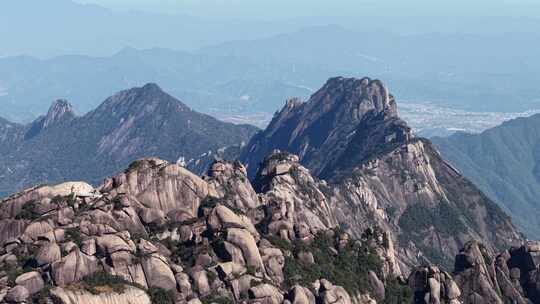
0;84;258;197
242;77;522;269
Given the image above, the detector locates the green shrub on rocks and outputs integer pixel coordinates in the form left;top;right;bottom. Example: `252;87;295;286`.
283;231;383;296
82;271;132;294
147;287;175;304
15;201;40;221
64;228;83;247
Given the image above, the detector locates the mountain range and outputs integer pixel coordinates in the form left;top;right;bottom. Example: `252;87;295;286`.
3;25;540;125
0;83;257;197
433;114;540;238
0;76;539;304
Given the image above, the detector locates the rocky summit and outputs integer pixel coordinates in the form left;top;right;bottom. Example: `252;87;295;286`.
0;77;537;304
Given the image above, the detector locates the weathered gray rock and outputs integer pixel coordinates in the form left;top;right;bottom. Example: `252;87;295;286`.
80;239;97;256
109;159;210;216
51;249;100;286
15;271;44;295
175;272;192;298
290;285;316;304
35;242;61;266
316;279;352;304
141;255;176;290
226;228;264;270
191;269;211;296
249;283;284;304
50;286;151;304
367;270;385;301
96;233;135;256
409;266;462;304
260;247;285;284
206;161;261;211
296;251;314;265
4;285;29;303
22;221;54;241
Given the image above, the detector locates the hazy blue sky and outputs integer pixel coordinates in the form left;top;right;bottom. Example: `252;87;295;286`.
3;0;540;57
74;0;540;18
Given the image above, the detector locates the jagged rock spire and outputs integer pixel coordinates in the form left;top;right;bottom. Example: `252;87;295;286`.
42;99;75;129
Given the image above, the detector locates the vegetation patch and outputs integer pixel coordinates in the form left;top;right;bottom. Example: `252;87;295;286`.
201;295;234;304
147;287;175;304
111;196;124;210
32;285;61;304
64;227;83;247
266;235;294;252
126;160;146;172
15;201;40;221
383;278;413;304
81;271;134;294
399;200;466;236
282;231;382;296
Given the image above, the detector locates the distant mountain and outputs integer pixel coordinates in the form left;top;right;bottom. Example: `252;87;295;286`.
241;77;521;268
3;26;540;125
0;83;257;197
432;114;540;238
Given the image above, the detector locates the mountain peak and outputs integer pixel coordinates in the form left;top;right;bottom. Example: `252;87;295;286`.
44;99;75;125
23;99;75;139
140;82;162;92
93;83;190;118
241;76;403;178
313;76;397;118
43;99;75;125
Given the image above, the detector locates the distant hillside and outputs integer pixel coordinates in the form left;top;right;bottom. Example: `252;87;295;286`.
0;83;258;197
432;114;540;238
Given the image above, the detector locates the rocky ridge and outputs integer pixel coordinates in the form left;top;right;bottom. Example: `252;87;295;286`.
241;77;521;269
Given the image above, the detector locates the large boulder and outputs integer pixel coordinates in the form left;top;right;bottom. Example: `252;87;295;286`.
35;242;62;266
316;279;352;304
141;255;176;291
51;249;100;286
409;266;461;304
206;160;261;211
15;271;44;295
4;285;30;303
226;228;264;270
106;159;210;216
50;286;151;304
248;283;284;304
289;285;316;304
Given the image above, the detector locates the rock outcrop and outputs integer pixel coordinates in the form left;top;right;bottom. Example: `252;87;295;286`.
0;156;408;304
408;240;540;304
